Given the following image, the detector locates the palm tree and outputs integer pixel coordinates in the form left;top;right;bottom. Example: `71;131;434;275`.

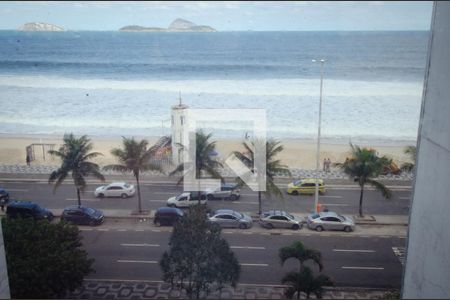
279;241;331;299
279;241;323;273
232;139;291;215
335;144;392;217
48;133;105;207
170;130;223;187
400;145;417;172
282;267;333;299
103;137;163;213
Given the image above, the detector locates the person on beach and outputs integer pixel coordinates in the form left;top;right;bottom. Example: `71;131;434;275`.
323;158;327;171
326;158;331;172
26;154;31;166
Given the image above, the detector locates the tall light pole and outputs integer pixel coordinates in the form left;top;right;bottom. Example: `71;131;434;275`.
312;59;326;213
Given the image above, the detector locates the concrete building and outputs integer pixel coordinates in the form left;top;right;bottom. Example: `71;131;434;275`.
402;2;450;298
171;96;188;165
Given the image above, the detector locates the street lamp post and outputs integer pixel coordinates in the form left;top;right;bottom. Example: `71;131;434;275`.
312;59;326;213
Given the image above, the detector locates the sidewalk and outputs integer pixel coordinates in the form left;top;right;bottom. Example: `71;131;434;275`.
0;163;414;181
65;279;398;299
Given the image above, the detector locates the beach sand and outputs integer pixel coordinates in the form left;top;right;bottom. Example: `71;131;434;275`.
0;134;415;171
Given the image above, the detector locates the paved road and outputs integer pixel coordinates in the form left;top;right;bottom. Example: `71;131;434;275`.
80;228;405;289
0;175;412;215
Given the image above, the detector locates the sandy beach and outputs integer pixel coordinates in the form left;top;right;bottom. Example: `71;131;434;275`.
0;134;415;171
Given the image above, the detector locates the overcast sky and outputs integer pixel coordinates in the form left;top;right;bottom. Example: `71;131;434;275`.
0;1;433;31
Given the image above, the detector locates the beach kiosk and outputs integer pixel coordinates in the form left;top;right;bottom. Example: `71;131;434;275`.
171;96;188;165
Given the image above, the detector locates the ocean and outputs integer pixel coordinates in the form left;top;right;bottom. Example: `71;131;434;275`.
0;31;429;142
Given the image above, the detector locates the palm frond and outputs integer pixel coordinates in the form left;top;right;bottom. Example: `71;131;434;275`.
366;178;392;199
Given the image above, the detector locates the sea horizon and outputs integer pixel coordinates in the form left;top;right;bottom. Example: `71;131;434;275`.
0;31;428;142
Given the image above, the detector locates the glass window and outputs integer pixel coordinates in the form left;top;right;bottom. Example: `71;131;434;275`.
311;213;320;219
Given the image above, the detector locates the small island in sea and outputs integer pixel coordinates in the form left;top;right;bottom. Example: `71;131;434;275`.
19;22;65;31
119;18;216;32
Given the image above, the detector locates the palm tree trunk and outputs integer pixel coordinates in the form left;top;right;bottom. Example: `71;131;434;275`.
258;191;262;215
136;173;142;213
76;188;81;207
359;183;365;217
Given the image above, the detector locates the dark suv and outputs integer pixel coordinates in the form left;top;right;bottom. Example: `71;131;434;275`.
61;205;104;226
6;201;54;221
154;207;184;226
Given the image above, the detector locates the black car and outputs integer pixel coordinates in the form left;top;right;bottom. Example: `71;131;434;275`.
6;200;54;221
61;205;104;226
154;207;184;226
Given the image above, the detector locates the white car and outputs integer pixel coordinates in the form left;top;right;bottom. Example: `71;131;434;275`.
167;192;207;208
94;182;135;198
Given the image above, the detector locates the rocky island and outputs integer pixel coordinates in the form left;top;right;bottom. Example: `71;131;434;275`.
119;18;216;32
19;22;65;31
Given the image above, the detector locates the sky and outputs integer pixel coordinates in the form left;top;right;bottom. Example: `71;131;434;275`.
0;1;433;31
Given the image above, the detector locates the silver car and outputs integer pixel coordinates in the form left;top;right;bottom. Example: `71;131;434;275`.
205;183;240;201
307;211;355;232
259;210;303;230
208;209;253;229
95;182;135;198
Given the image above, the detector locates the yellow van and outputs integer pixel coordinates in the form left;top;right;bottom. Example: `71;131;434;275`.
287;179;325;195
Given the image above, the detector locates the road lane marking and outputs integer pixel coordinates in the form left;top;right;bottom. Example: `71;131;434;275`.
232;201;258;204
117;260;157;264
333;249;376;253
230;246;266;250
120;243;160;247
342;266;384;270
135;229;144;232
240;263;269;267
117;229;127;232
98;229;109;231
66;198;100;202
322;203;349;207
154;192;176;195
320;195;343;198
79;228;93;231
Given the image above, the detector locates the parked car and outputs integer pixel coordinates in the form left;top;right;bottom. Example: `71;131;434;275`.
259;210;303;230
60;205;104;226
306;211;355;232
208;209;253;229
0;187;10;202
205;183;240;200
154;207;184;226
95;182;135;198
6;200;54;221
287;178;325;195
167;191;207;208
